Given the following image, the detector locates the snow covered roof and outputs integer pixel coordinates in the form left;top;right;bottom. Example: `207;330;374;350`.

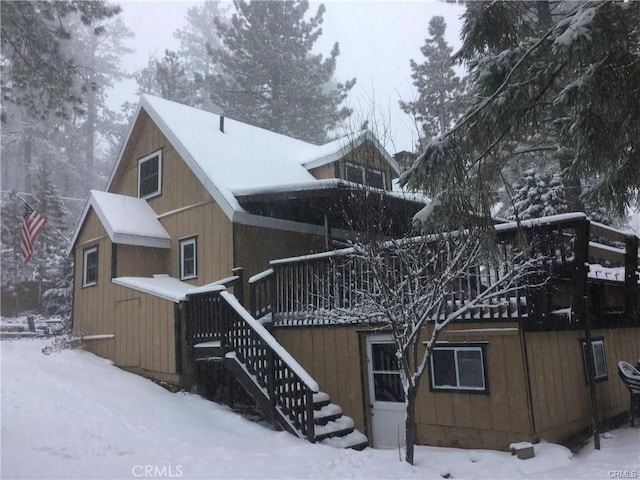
113;274;225;303
68;191;171;253
107;95;400;221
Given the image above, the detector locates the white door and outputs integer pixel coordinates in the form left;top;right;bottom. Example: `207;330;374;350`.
367;335;406;449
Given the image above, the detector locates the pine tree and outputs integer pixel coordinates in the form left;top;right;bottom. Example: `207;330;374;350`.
136;50;200;106
506;169;567;221
403;1;640;225
174;1;229;79
1;1;120;123
32;165;72;315
400;16;465;150
208;0;355;144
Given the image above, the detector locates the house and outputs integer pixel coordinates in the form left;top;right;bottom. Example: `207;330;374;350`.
69;95;640;452
68;94;423;448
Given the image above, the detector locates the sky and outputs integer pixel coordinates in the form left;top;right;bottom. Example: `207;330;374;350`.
107;0;466;153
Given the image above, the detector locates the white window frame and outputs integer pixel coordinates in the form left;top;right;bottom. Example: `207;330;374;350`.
137;150;162;199
83;246;98;287
179;236;197;280
582;338;608;381
430;344;488;393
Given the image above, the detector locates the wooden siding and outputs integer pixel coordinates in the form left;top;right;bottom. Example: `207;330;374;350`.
525;327;640;443
160;201;233;284
106;106;234;284
72;210;180;383
412;322;532;451
273;325;366;434
109;107;213;215
116;244;169;278
234;223;326;284
308;139;397;190
308;163;337;181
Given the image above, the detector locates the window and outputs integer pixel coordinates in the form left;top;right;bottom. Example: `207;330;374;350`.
83;246;98;287
345;162;364;184
430;344;488;393
138;150;162;199
345;162;386;189
370;342;405;402
179;236;197;280
366;168;385;189
582;338;608;381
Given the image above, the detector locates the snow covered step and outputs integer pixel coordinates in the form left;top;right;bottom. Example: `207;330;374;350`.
319;430;369;450
314;415;355;440
312;391;331;408
313;403;342;425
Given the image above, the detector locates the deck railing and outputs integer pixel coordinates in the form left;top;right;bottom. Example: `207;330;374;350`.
187;288;318;440
248;214;638;328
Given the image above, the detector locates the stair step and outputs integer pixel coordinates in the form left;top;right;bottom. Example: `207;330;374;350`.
314;403;342;425
314;415;355;440
313;391;331;408
319;429;369;450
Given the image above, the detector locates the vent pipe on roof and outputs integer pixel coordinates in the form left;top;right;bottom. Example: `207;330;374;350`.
219;115;224;133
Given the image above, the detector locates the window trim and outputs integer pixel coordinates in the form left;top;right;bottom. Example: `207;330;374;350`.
137;149;163;199
179;236;198;280
429;342;489;394
82;245;98;287
581;337;608;382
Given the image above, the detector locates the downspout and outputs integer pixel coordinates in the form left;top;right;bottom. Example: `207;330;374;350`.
575;219;600;450
519;323;537;438
174;302;183;375
357;330;371;443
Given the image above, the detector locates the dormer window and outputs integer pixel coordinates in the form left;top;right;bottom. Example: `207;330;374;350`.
345;161;386;190
138;150;162;199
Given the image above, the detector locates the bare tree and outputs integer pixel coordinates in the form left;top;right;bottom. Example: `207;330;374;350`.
315;230;546;464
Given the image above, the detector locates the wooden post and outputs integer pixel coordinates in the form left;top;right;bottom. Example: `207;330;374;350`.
574;218;600;450
624;235;638;323
271;266;278;318
266;347;277;426
232;267;244;306
305;388;315;442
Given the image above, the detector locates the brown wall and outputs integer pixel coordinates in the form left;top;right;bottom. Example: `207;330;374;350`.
72;211;181;384
273;325;367;434
273;321;533;451
110;108;211;212
308;139;398;190
525;326;640;443
234;223;326;282
107;108;234;285
413;323;532;450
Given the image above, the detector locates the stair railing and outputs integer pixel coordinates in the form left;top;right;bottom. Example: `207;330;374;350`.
220;291;318;440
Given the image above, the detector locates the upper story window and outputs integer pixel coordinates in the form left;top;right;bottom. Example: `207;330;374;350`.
430;343;488;393
179;236;197;280
345;161;386;190
83;246;98;287
582;338;608;382
138;150;162;199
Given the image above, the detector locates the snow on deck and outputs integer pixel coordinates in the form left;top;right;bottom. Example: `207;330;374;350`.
113;274;224;303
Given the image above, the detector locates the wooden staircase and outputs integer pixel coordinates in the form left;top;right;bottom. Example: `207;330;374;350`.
187;288;368;450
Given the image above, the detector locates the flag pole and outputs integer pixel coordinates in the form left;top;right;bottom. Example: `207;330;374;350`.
16;193;72;245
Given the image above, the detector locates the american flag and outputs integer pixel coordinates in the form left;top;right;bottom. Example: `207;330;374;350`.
21;203;47;263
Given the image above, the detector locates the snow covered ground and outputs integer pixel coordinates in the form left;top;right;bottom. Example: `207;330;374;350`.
1;336;639;480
